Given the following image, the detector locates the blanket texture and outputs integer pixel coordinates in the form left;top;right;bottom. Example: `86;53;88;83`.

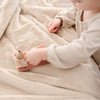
0;0;100;100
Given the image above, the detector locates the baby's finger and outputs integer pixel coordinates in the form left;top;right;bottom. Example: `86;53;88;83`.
48;26;56;32
18;60;48;72
50;27;59;33
18;62;34;72
53;27;59;32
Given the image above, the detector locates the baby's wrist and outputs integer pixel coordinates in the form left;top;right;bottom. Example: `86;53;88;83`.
41;48;48;61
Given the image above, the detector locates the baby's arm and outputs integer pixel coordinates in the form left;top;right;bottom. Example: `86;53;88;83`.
21;17;100;70
47;18;100;69
20;19;100;70
23;21;100;70
47;5;77;33
55;6;77;28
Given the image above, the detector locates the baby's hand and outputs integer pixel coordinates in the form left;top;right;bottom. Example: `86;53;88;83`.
24;44;47;66
47;17;63;33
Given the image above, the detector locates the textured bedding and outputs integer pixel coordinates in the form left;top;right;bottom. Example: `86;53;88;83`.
0;0;100;100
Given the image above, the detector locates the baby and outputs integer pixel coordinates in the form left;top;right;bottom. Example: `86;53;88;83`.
16;0;100;71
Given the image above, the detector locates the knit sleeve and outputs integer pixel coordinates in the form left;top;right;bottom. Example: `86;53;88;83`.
55;6;77;28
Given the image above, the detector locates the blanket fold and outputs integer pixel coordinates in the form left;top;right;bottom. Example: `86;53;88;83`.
0;0;19;39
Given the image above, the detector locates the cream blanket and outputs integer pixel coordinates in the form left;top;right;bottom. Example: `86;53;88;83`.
0;0;100;100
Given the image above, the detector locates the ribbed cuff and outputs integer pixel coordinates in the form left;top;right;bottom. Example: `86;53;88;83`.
47;44;67;69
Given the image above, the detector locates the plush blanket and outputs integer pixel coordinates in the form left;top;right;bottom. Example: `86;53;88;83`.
0;0;100;100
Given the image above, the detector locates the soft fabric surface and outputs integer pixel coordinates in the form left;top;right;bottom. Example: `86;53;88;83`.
0;0;100;100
